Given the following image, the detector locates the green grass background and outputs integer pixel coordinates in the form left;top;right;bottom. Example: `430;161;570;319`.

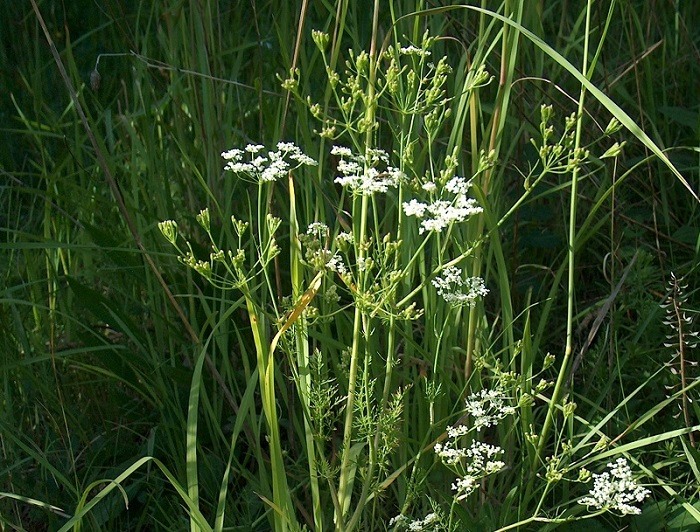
1;1;698;530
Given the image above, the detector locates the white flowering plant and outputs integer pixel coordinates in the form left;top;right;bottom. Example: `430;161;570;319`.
222;141;317;182
431;383;517;485
9;1;700;531
151;9;695;532
578;458;651;516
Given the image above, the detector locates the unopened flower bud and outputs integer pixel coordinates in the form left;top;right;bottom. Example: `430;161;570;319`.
604;117;623;136
90;69;101;91
158;220;178;245
311;30;329;51
196;208;210;232
600;141;625;159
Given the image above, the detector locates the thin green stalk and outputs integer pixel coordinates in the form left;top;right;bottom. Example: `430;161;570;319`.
243;286;295;531
466;0;522;381
336;194;369;527
336;1;381;525
532;0;593;497
288;174;323;531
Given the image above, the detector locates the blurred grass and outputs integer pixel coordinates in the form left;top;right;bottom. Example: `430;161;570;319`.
1;0;699;529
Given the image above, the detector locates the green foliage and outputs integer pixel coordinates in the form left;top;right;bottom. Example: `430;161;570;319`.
1;0;699;530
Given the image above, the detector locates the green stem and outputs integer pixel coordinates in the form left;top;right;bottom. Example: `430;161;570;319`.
466;0;522;380
288;175;323;531
530;0;593;501
336;194;369;527
336;1;381;526
244;289;295;531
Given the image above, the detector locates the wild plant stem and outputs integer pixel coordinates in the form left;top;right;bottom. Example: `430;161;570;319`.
466;0;522;381
336;191;370;527
288;175;324;530
337;1;381;525
244;291;295;531
531;0;593;498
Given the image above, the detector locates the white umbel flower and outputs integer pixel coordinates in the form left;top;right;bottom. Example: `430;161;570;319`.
431;266;488;307
464;388;516;431
332;146;404;195
578;458;650;515
403;177;482;233
222;141;316;182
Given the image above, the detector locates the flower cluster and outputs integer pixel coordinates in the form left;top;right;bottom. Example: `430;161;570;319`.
222;141;316;182
578;458;650;515
399;45;431;58
434;440;505;501
299;222;332;271
434;387;515;501
299;222;350;276
326;254;347;275
403;176;482;234
389;509;447;531
331;145;405;195
434;432;468;466
306;222;330;239
431;266;488;307
464;388;516;431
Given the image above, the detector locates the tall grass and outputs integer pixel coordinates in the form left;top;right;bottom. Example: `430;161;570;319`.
1;0;699;530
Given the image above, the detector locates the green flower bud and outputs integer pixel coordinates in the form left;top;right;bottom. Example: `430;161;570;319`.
540;104;553;126
311;30;329;52
578;467;591;483
231;215;248;236
518;393;535;408
266;214;281;235
158;220;178;246
564;401;577;418
543;353;556;370
355;51;369;74
604;117;623;136
196;208;210;232
600;141;626;159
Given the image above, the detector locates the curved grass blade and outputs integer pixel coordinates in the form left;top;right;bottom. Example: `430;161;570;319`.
398;4;699;202
56;457;212;532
